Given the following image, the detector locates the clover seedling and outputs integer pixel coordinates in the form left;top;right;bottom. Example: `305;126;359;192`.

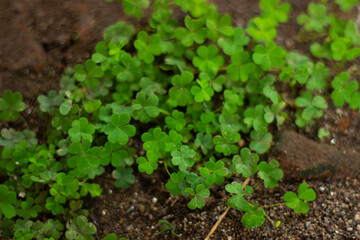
297;3;329;32
0;90;25;121
65;216;96;240
284;182;316;214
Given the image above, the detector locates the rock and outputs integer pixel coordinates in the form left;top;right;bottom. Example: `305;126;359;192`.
275;130;360;179
0;15;46;71
355;212;360;221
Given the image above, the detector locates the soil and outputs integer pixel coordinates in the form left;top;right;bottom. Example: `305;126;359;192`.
1;0;360;239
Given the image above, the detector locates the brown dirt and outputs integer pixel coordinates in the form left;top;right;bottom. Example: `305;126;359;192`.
1;0;360;239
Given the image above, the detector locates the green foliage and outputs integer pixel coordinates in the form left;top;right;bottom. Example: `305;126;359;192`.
134;31;162;63
175;16;207;47
38;90;63;115
0;184;17;219
335;0;359;12
295;92;327;127
252;41;286;71
297;3;329;32
0;90;25;121
257;160;283;188
185;184;210;209
154;219;180;238
331;71;359;108
226;182;253;211
241;205;266;229
65;216;96;240
284;183;316;214
318;127;330;140
121;0;149;18
104;113;136;145
3;0;347;236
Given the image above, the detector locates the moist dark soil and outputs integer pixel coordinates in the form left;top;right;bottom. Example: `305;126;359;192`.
1;0;360;239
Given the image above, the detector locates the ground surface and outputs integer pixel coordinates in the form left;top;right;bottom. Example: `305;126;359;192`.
0;0;360;239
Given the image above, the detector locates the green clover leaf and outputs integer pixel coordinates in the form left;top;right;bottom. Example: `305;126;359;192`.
244;105;266;131
0;128;37;148
112;166;135;189
192;45;224;75
334;0;358;12
306;62;330;91
74;59;104;82
259;0;291;23
284;182;316;214
112;52;142;83
103;21;135;44
68;117;95;143
101;142;133;167
297;3;329;32
122;0;150;18
185;184;210;210
151;8;178;37
194;133;213;154
295;92;327;123
68;141;102;177
191;79;214;102
226;51;255;82
218;27;249;56
165;110;186;132
175;16;207;47
0;184;17;219
136;150;159;174
331;71;358;107
171;145;196;171
206;13;235;40
141;127;168;153
65;216;96;240
225;182;253;211
247;17;277;42
84;100;102;113
165;171;187;196
241;205;266;229
200;158;226;186
134;31;162;64
38;90;63;115
0;90;25;121
132;91;160;123
249;127;272;154
232;148;259;178
168;71;194;107
253;41;286;71
257;160;283;188
213;130;240;156
104;113;136;145
174;0;208;18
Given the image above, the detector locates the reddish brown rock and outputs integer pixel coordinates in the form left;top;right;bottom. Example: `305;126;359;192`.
0;16;46;71
275;130;360;179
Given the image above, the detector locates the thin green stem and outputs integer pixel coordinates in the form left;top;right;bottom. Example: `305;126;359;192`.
261;202;286;209
19;115;29;128
264;211;276;228
159;108;171;116
164;159;171;177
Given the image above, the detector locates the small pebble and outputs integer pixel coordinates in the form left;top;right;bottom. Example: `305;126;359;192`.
355;212;360;221
152;197;158;204
306;221;310;227
330;139;336;144
319;186;325;192
347;227;353;231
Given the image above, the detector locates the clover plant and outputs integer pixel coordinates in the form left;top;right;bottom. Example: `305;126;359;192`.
4;0;360;238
